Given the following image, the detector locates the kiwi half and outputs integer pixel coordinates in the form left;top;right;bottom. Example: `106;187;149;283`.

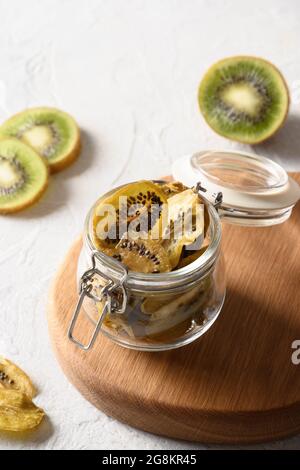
0;107;81;172
0;139;48;213
198;56;289;144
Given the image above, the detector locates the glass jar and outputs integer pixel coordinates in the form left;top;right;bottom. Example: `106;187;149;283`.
68;150;300;352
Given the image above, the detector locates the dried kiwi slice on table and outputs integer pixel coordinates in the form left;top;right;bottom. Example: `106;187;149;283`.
0;107;81;172
0;357;36;398
198;56;289;144
93;181;168;250
0;139;48;214
0;389;44;432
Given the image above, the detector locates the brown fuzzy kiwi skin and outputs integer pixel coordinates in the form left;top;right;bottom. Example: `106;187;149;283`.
0;107;81;174
0;138;49;215
198;55;290;145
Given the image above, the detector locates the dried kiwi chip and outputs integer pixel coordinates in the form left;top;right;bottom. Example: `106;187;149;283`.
141;276;211;318
93;180;209;272
0;356;36;398
161;181;188;197
141;281;212;337
0;389;44;432
116;235;171;273
177;245;209;269
0;107;81;173
93;180;168;250
161;189;205;268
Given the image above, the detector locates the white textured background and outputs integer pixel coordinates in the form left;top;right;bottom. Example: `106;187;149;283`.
0;0;300;450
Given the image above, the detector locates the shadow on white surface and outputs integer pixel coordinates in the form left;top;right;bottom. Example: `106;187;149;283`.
256;114;300;171
0;415;54;444
8;179;70;219
61;129;98;178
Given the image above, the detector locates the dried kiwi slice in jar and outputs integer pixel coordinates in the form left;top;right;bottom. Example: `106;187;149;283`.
116;235;171;273
93;181;168;251
161;189;205;268
0;139;48;214
177;245;208;269
0;107;81;173
139;275;213;338
161;181;189;197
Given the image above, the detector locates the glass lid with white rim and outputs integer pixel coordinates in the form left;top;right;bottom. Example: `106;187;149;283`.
172;150;300;226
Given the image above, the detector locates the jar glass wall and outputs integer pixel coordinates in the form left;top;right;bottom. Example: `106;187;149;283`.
76;190;226;351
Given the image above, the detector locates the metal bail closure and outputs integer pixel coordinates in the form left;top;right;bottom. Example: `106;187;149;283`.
194;182;223;210
68;252;127;351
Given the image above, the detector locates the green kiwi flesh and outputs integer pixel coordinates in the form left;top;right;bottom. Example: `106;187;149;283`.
0;107;80;172
0;139;48;213
198;56;289;144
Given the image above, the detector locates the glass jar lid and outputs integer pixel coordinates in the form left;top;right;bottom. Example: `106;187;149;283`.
172;150;300;226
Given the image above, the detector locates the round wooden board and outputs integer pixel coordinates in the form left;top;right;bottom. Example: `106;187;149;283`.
48;174;300;444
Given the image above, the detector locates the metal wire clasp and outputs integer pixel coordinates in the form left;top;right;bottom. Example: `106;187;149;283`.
195;182;223;210
67;252;127;351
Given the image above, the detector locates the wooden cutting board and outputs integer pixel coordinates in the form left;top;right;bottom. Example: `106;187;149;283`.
48;173;300;444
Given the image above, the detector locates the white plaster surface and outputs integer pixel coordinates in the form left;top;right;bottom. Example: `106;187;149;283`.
0;0;299;450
